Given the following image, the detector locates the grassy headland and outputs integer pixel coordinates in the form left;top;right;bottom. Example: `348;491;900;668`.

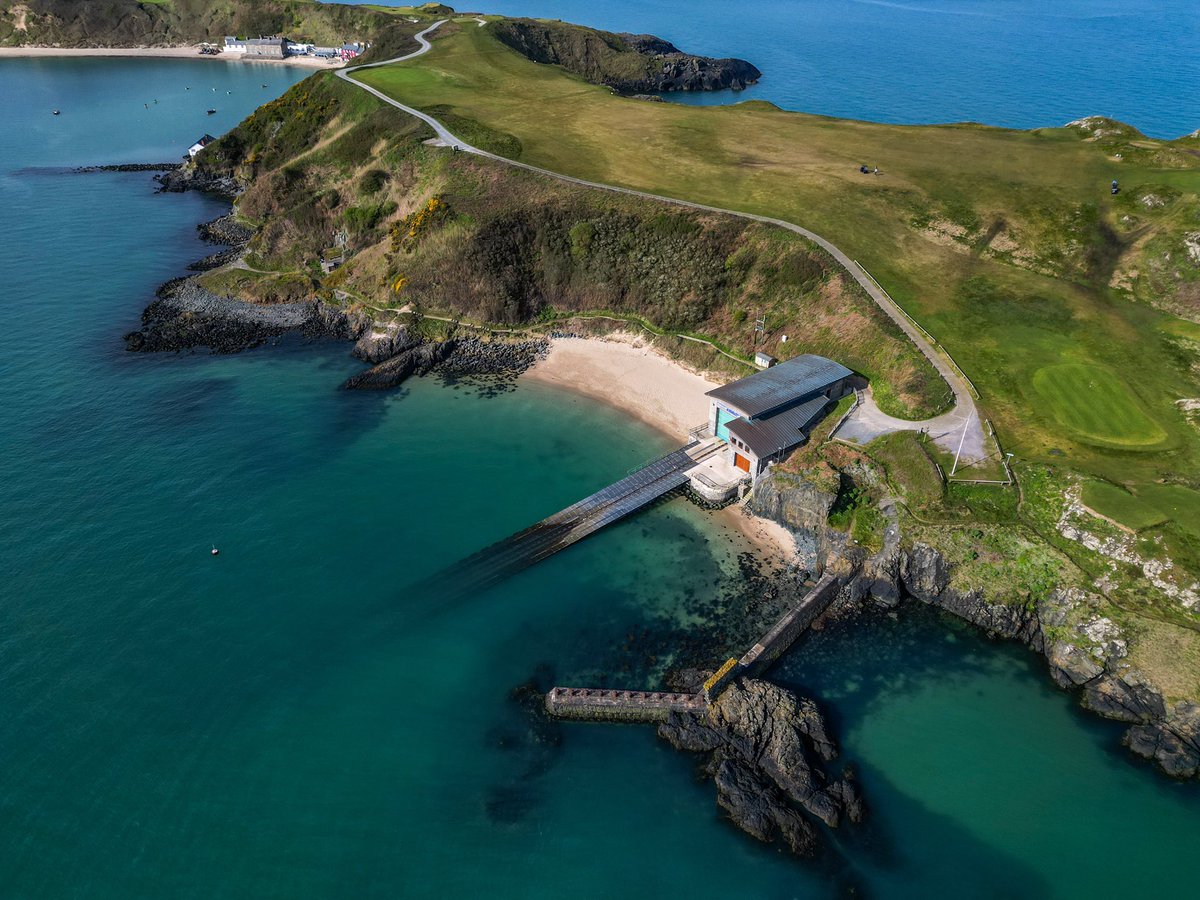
193;72;947;417
356;22;1200;489
345;20;1200;604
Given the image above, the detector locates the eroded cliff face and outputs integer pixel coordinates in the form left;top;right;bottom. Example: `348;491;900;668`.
749;471;1200;780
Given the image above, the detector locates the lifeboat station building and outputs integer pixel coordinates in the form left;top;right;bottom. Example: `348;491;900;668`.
705;354;854;482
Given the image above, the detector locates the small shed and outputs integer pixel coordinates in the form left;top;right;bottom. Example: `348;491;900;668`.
186;134;217;159
754;351;777;369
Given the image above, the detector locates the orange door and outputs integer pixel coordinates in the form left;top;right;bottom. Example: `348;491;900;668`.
734;453;751;473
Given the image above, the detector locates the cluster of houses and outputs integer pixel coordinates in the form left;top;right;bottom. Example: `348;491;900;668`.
221;36;367;61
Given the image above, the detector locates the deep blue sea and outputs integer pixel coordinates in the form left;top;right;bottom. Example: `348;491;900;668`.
465;0;1200;138
2;15;1200;900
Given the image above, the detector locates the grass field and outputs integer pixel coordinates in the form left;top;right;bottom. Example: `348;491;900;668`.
1138;484;1200;538
1031;363;1169;449
357;22;1200;489
1081;481;1168;530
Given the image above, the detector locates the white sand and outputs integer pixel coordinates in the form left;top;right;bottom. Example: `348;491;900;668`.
523;334;798;563
524;333;717;441
0;47;342;68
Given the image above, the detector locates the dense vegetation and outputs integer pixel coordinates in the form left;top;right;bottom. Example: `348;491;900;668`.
0;0;442;49
194;72;946;417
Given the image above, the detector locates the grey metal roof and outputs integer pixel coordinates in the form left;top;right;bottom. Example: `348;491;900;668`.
725;395;832;458
706;354;852;418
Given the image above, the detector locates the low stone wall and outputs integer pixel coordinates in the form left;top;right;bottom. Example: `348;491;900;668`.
739;573;840;676
545;687;706;723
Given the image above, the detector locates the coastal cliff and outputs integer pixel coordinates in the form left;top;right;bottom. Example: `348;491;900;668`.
490;18;761;94
747;469;1200;779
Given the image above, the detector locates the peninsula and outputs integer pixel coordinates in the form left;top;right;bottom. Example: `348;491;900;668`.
19;0;1200;858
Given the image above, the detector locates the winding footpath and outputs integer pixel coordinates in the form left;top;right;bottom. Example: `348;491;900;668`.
339;21;988;463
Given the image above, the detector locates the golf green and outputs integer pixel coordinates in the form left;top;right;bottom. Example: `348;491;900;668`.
1032;364;1167;449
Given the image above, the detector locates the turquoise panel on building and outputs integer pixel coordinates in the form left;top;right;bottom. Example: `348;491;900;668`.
715;407;740;442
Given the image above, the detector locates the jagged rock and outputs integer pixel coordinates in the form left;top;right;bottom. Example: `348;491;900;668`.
353;323;419;364
748;474;1196;780
1047;641;1104;687
658;677;860;857
749;475;835;534
710;756;818;856
124;277;318;353
1125;702;1200;778
1083;670;1166;723
341;340;456;390
155;167;240;199
900;542;951;600
314;302;372;342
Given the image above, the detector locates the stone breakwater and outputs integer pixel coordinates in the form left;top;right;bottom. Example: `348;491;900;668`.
748;472;1200;779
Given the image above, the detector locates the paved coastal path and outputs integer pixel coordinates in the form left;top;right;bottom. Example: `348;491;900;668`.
339;21;988;463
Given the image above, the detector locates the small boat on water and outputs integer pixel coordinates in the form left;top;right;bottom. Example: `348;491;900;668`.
206;108;217;115
52;109;60;116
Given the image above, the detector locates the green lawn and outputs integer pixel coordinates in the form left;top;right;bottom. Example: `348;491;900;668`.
356;22;1200;488
1138;484;1200;539
1031;363;1168;449
1081;481;1168;530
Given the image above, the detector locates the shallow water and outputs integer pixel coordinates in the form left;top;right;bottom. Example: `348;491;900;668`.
1;54;1198;899
467;0;1200;138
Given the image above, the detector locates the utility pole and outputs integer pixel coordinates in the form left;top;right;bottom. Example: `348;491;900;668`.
754;311;765;348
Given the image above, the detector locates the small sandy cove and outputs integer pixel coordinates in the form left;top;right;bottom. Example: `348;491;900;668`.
0;46;341;68
524;333;797;563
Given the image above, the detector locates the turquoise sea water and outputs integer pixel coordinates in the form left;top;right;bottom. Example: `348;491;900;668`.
465;0;1200;138
2;52;1199;899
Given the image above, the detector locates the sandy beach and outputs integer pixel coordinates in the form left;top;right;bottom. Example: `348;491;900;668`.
524;332;718;441
0;46;342;69
524;333;798;563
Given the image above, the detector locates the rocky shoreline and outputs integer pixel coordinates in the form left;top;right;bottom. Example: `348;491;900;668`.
748;473;1200;779
124;205;549;390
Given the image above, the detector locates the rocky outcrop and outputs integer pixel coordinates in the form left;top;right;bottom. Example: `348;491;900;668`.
491;18;761;95
353;322;420;364
658;677;861;858
155;166;241;200
341;336;548;390
1125;702;1200;778
341;340;456;390
124;277;322;353
748;474;835;572
748;471;1200;780
189;213;255;271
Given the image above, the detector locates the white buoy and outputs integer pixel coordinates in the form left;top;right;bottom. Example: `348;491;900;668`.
211;546;220;556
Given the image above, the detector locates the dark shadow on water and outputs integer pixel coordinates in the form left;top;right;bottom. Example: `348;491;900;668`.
480;663;565;826
821;757;1056;900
